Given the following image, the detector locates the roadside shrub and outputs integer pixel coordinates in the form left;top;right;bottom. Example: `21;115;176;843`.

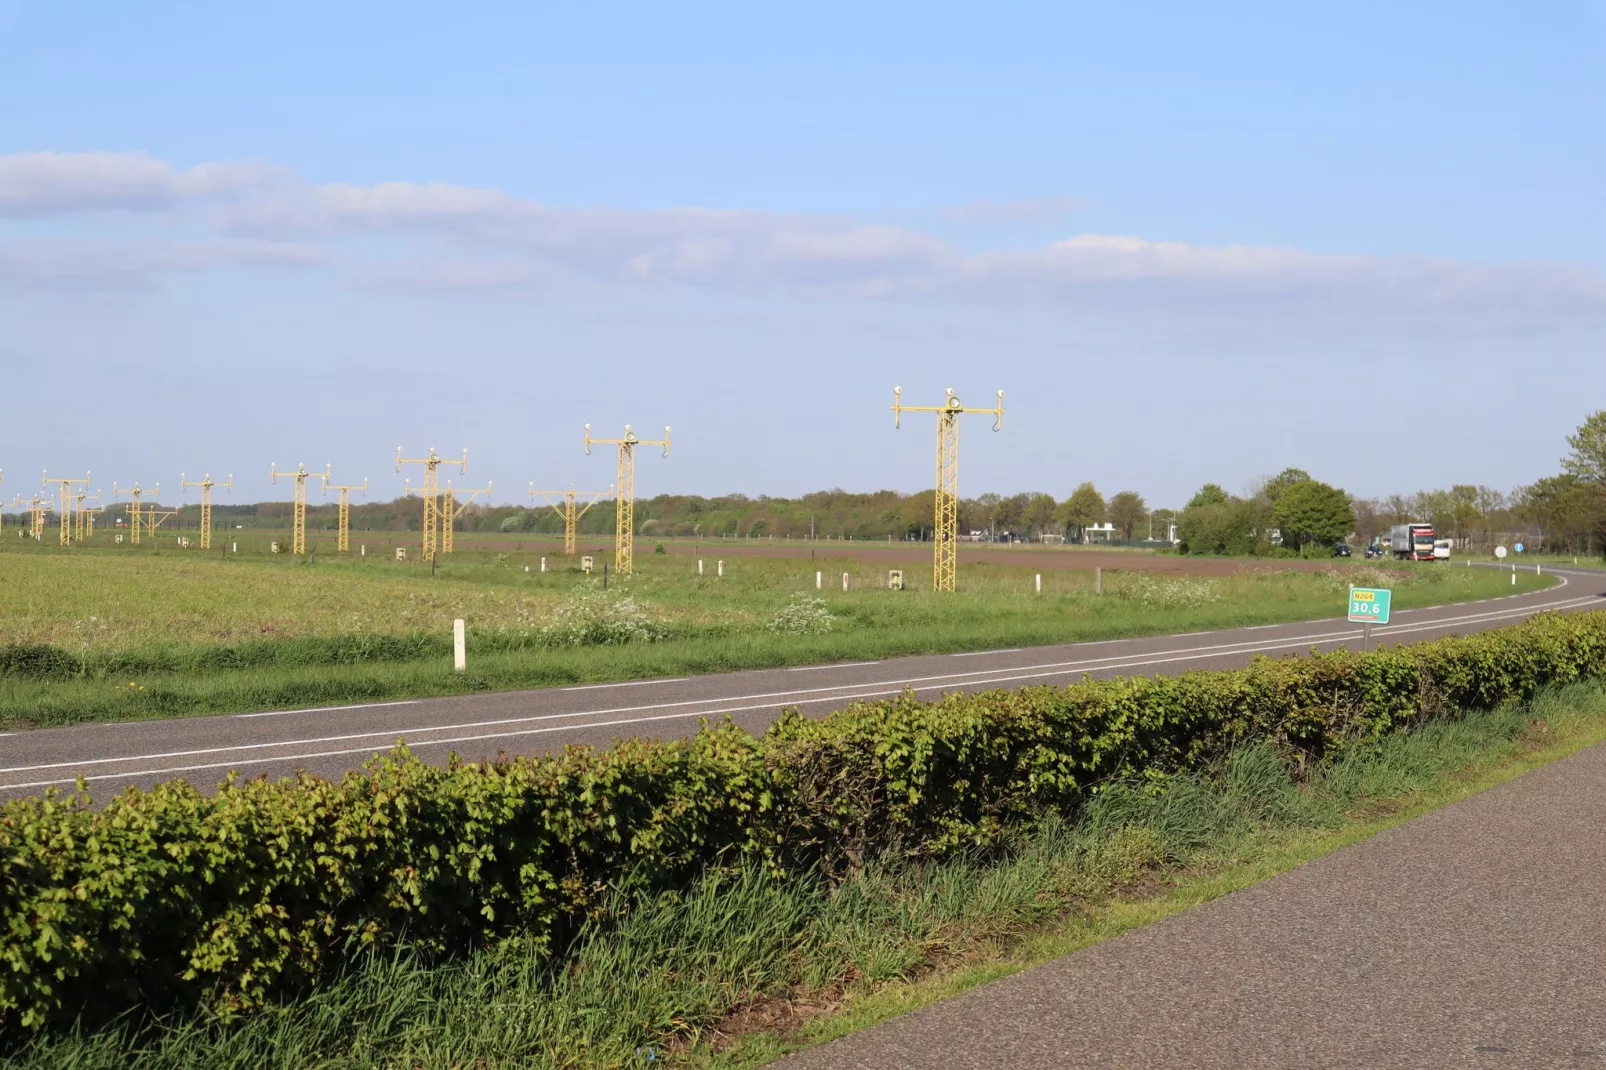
1118;575;1221;609
0;644;82;680
3;610;1605;1033
767;594;836;635
537;585;668;646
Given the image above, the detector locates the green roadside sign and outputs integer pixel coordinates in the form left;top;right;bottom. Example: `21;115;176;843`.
1348;587;1392;625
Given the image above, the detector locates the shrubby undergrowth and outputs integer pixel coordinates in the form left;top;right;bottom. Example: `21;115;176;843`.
4;610;1606;1037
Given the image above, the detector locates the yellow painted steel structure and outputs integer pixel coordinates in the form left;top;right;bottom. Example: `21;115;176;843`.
7;493;48;541
112;482;158;545
583;423;669;575
528;483;612;555
322;476;368;552
73;488;100;541
440;481;492;555
397;447;467;562
180;473;233;550
41;470;90;546
269;462;330;556
891;387;1005;593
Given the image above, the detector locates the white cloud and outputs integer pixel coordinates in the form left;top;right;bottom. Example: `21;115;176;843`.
0;238;322;291
3;150;1605;336
0;151;281;218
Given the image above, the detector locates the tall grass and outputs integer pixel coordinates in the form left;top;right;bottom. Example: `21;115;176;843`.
0;551;1547;729
13;681;1602;1069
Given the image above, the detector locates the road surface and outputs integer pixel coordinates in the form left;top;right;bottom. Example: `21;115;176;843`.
1;566;1598;802
781;702;1606;1069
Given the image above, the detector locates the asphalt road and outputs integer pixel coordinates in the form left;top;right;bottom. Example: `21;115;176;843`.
781;700;1606;1070
1;565;1599;802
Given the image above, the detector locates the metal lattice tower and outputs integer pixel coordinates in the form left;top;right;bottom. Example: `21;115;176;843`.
398;447;467;562
8;492;49;541
584;424;669;575
892;387;1005;592
41;470;90;546
529;483;612;555
270;463;330;556
112;482;159;545
74;488;100;541
322;476;369;552
180;473;234;550
440;480;492;555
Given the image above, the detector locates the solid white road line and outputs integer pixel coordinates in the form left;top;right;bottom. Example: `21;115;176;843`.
3;589;1596;786
562;678;688;691
788;661;881;671
234;700;421;720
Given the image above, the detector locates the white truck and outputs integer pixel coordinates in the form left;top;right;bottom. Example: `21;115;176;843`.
1389;523;1438;561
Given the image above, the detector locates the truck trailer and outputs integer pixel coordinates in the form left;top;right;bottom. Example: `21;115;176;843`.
1389;523;1437;561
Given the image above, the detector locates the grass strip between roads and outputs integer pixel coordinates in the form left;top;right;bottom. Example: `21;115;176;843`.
10;680;1605;1069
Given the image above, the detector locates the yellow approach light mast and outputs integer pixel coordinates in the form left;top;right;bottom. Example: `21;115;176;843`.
270;462;330;557
892;387;1005;593
41;470;90;546
112;482;159;545
529;483;612;556
180;472;233;550
440;480;492;555
584;423;669;575
322;476;368;553
397;447;467;562
75;488;101;541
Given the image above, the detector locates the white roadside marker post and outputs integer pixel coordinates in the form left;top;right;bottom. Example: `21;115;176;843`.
453;619;466;671
1036;573;1042;594
842;572;849;592
718;560;724;577
816;571;822;590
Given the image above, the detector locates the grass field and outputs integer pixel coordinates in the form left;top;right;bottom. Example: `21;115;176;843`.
0;537;1553;729
9;680;1603;1069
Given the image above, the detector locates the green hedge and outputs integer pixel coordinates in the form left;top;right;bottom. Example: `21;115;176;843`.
4;610;1606;1033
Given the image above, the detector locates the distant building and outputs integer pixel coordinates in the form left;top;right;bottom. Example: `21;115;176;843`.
1083;522;1116;544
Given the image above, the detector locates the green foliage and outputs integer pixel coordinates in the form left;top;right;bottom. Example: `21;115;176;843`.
1176;497;1271;556
1186;483;1229;509
1271;479;1355;551
1056;482;1105;539
1565;410;1606;485
1262;467;1312;502
1106;491;1147;540
5;611;1606;1035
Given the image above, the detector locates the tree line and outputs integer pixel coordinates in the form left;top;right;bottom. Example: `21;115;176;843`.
44;413;1604;557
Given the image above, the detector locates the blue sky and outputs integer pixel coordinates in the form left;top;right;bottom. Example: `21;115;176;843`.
1;1;1602;509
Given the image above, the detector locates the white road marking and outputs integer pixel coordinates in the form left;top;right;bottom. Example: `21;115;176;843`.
788;661;881;671
234;700;421;720
563;678;688;691
952;649;1020;657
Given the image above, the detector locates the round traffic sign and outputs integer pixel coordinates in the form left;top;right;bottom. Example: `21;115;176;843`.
1515;542;1525;553
1495;545;1508;559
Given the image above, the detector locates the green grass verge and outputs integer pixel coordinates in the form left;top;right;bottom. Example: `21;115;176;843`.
0;549;1550;729
10;680;1604;1069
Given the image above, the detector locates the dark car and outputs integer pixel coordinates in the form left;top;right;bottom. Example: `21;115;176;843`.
1332;542;1352;558
1363;541;1385;559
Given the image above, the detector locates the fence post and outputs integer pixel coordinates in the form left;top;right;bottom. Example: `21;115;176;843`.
453;619;466;671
